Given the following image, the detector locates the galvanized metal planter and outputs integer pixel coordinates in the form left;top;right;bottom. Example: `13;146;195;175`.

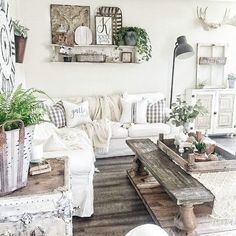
0;120;34;196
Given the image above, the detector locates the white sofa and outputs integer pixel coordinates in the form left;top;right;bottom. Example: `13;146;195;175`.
34;92;171;217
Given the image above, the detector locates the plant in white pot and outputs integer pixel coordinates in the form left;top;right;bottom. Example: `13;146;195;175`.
227;73;236;89
13;20;29;63
0;85;46;196
168;97;207;134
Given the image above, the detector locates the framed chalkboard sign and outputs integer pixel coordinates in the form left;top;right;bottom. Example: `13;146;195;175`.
95;16;112;45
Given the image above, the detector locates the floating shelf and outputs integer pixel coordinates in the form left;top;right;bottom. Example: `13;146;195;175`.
49;44;140;64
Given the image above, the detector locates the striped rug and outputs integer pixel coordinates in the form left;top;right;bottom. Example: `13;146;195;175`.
73;156;154;236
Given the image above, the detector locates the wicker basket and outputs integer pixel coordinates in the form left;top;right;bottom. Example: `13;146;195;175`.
0;120;34;196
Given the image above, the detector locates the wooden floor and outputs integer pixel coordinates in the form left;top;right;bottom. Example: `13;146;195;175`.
212;136;236;153
73;156;153;236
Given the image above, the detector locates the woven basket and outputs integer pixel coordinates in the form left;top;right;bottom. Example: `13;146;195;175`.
0;120;34;196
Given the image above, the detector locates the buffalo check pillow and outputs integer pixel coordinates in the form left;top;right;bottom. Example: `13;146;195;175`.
147;99;166;123
43;101;66;128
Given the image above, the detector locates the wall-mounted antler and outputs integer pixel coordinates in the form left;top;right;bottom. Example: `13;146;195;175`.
197;7;230;31
197;7;236;31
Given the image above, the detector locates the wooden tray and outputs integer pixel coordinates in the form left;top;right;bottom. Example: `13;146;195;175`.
158;138;236;173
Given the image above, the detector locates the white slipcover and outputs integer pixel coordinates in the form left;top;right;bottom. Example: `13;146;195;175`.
128;123;171;138
34;123;95;217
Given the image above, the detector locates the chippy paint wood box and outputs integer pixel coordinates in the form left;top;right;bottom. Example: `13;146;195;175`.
0;158;72;236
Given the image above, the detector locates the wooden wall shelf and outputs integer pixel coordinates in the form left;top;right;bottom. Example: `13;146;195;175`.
49;44;139;64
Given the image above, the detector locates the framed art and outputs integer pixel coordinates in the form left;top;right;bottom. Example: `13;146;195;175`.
121;52;132;63
95;16;112;45
50;4;90;46
96;7;122;44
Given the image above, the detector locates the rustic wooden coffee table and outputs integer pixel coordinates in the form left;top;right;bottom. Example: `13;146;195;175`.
0;157;72;236
126;138;215;236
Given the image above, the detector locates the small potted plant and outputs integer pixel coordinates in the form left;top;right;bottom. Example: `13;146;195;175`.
227;73;236;89
116;27;152;61
13;20;29;63
168;97;207;134
194;141;207;161
0;84;47;196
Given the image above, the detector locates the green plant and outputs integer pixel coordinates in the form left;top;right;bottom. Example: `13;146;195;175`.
197;80;207;89
168;97;207;127
13;20;29;38
195;141;207;154
228;73;236;80
0;84;48;131
116;27;152;61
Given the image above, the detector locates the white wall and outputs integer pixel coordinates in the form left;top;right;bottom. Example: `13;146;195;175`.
18;0;236;99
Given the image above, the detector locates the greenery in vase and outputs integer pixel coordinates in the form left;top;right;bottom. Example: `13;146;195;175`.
116;27;152;61
194;141;207;154
13;20;29;38
0;84;48;131
168;97;207;127
228;73;236;80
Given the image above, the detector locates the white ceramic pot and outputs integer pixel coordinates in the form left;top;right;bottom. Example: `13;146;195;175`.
228;79;236;89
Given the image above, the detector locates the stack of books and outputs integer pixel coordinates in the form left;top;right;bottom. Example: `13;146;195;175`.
29;160;51;176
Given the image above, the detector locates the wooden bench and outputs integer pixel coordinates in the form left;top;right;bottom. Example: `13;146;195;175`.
126;139;214;236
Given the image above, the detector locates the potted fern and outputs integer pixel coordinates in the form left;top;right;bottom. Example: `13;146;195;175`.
0;85;47;196
116;27;152;61
13;20;29;63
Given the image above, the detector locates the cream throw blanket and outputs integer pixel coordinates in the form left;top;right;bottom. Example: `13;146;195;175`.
79;95;122;154
79;119;112;154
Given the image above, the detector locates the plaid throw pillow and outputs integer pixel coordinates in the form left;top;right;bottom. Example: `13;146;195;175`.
43;101;66;128
147;99;166;123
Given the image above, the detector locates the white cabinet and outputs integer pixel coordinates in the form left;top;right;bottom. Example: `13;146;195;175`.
186;89;236;135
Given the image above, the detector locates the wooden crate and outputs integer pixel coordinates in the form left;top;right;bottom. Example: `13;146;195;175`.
158;138;236;173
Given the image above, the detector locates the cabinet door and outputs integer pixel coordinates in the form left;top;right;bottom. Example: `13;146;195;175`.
192;93;215;132
216;93;235;130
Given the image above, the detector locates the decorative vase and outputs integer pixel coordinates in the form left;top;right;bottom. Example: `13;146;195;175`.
63;56;73;62
0;120;34;196
182;123;190;134
124;31;137;46
194;152;208;161
15;35;27;63
228;79;236;89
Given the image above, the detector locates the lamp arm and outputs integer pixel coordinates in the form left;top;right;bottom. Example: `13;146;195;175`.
170;45;178;109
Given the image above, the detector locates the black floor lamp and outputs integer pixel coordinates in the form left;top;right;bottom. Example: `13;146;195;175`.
170;36;194;108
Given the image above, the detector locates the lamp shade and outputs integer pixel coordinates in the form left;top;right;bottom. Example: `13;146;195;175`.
175;36;194;59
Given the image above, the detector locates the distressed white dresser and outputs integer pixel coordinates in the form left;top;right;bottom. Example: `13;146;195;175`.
0;157;72;236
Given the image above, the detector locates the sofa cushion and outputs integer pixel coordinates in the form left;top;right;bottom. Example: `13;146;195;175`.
63;100;91;127
111;122;128;139
128;123;171;138
42;101;66;128
147;99;166;123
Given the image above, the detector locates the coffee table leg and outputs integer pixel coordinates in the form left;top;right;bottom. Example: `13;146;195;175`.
174;204;197;236
132;155;148;176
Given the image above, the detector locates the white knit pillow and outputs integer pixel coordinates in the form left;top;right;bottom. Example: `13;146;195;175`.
63;100;91;128
120;99;147;124
133;99;148;124
120;99;133;123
